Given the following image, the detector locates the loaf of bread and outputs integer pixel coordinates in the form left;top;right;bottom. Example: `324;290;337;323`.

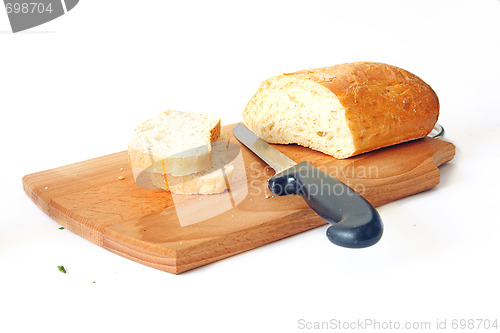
128;110;221;176
242;62;439;159
128;111;233;195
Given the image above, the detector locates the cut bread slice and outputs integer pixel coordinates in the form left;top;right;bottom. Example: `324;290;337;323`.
128;110;221;176
242;62;439;159
150;132;234;195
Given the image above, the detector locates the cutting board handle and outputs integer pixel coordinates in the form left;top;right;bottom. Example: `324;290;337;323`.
268;161;383;248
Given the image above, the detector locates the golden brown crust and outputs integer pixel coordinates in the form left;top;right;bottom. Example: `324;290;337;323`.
287;62;439;157
210;120;221;142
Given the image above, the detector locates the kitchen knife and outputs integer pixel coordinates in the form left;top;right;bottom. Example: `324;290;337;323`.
232;123;383;248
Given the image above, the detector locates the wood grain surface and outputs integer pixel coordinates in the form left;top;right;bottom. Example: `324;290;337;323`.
22;124;455;274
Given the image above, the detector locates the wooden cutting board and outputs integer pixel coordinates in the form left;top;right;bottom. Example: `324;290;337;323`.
23;124;455;274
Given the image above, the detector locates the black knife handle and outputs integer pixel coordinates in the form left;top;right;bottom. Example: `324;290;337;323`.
268;161;383;248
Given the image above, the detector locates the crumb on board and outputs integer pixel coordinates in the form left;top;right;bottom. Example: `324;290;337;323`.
118;176;125;180
44;186;48;190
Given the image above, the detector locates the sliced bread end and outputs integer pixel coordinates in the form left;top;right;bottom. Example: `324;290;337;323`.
128;110;221;176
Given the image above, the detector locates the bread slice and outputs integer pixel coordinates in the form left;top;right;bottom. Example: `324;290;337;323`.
150;132;234;195
128;111;221;176
242;62;439;159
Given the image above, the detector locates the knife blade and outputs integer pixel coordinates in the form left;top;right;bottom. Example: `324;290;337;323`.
232;123;297;173
233;123;383;248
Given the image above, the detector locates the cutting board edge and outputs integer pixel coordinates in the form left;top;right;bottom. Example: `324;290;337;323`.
23;175;107;246
174;209;327;273
433;141;456;167
100;208;327;274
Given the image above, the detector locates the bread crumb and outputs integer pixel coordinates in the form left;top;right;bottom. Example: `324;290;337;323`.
120;167;124;171
321;74;335;82
44;186;48;190
118;176;125;180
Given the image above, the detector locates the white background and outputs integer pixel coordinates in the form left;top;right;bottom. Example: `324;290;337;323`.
1;0;500;332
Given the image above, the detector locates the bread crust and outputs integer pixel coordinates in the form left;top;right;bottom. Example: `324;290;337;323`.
150;163;234;195
292;62;439;156
244;62;439;158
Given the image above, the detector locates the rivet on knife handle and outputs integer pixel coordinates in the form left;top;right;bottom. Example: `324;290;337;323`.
268;161;383;248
